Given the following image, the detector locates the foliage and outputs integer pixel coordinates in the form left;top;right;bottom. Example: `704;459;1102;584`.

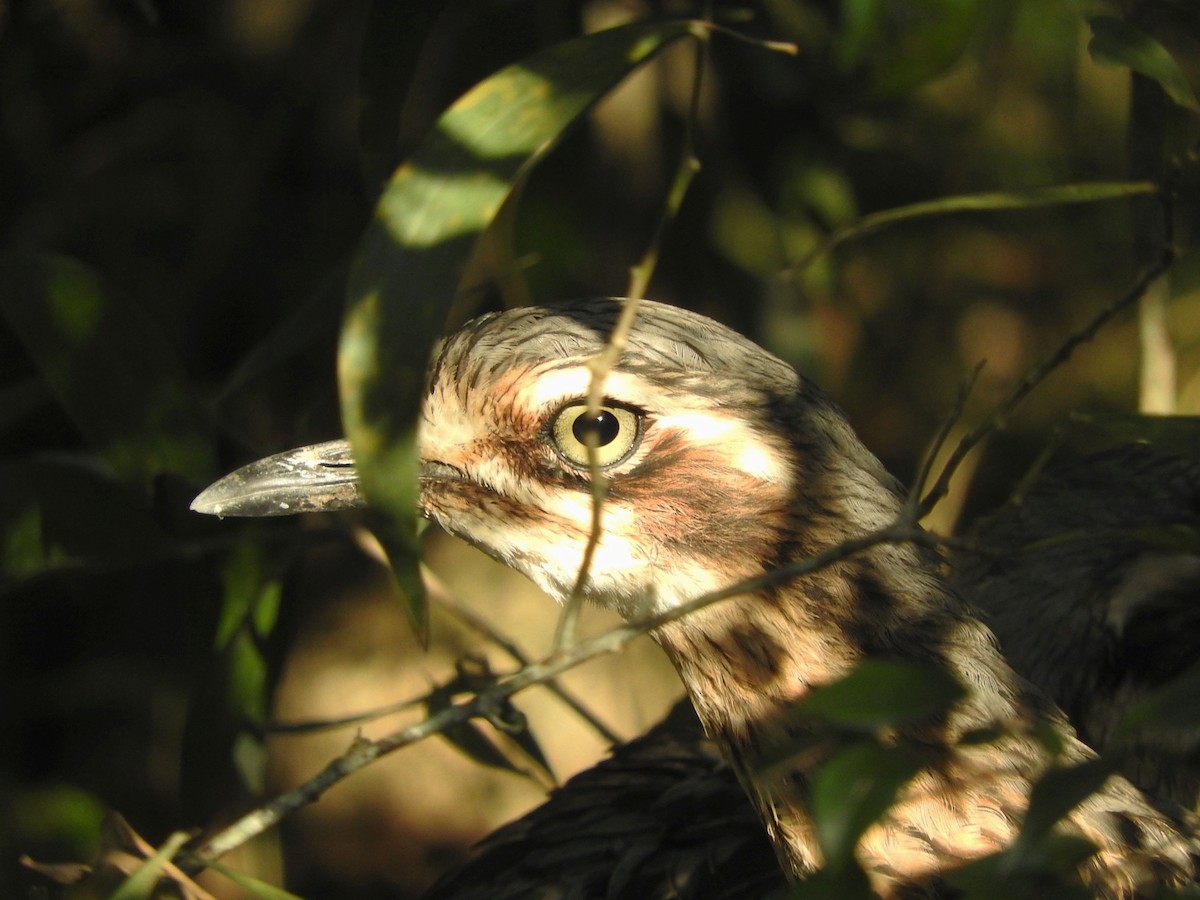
3;0;1200;897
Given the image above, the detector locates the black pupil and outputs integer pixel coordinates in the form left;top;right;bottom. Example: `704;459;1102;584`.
572;410;620;446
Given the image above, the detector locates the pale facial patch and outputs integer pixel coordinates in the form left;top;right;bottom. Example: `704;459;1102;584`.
655;411;792;485
420;356;792;619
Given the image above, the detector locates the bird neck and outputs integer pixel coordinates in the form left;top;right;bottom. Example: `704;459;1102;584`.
645;445;1047;885
648;430;1027;742
651;537;1025;751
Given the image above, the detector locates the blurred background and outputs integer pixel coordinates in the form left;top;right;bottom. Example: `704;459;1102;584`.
2;0;1199;897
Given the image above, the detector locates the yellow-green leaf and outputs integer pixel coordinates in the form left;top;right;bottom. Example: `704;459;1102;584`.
339;20;697;630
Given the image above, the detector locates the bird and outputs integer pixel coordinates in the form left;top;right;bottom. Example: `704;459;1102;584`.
420;697;788;900
957;443;1200;812
193;298;1198;897
419;441;1200;900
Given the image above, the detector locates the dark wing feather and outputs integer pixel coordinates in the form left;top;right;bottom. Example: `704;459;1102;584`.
422;700;787;900
959;443;1200;810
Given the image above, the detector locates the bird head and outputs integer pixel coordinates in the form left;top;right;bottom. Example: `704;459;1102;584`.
193;298;902;621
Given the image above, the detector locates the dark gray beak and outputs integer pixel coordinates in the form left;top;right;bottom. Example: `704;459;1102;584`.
190;439;364;517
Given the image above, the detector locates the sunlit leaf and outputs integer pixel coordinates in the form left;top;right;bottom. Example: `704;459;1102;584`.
339;20;698;631
1010;758;1116;865
810;741;922;870
794;660;965;731
1088;16;1200;114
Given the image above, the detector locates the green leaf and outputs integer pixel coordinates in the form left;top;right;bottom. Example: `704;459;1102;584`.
1010;758;1115;865
10;784;106;856
0;458;174;582
810;741;923;870
428;665;553;781
339;20;697;630
786;861;876;900
800;181;1158;271
0;253;214;486
1121;661;1200;736
1088;16;1200;114
946;839;1097;899
795;660;965;731
110;830;192;900
206;859;306;900
835;0;989;96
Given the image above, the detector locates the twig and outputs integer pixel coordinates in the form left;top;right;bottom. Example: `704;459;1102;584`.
553;11;712;652
781;181;1160;280
915;185;1175;519
185;517;927;871
907;361;986;515
187;225;1180;869
263;697;424;735
188;96;1193;889
434;586;622;745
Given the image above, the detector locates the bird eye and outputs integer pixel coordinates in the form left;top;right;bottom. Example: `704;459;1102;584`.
550;401;642;468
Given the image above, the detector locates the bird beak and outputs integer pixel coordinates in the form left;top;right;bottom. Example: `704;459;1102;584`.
190;439;364;517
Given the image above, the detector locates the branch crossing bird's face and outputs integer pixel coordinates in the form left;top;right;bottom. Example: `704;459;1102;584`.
192;298;1200;894
415;299;813;620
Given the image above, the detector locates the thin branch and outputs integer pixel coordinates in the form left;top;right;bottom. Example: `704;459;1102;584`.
186;517;927;871
781;181;1160;280
186;229;1180;869
702;22;798;56
263;697;424;735
907;360;985;515
553;14;712;652
916;185;1176;519
434;585;622;745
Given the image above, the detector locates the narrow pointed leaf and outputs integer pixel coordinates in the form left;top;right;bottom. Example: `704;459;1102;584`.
339;20;697;630
205;860;306;900
1088;16;1200;114
1010;758;1116;864
109;830;192;900
811;741;923;871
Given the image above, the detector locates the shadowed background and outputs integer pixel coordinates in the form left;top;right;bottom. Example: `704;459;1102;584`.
3;0;1199;896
